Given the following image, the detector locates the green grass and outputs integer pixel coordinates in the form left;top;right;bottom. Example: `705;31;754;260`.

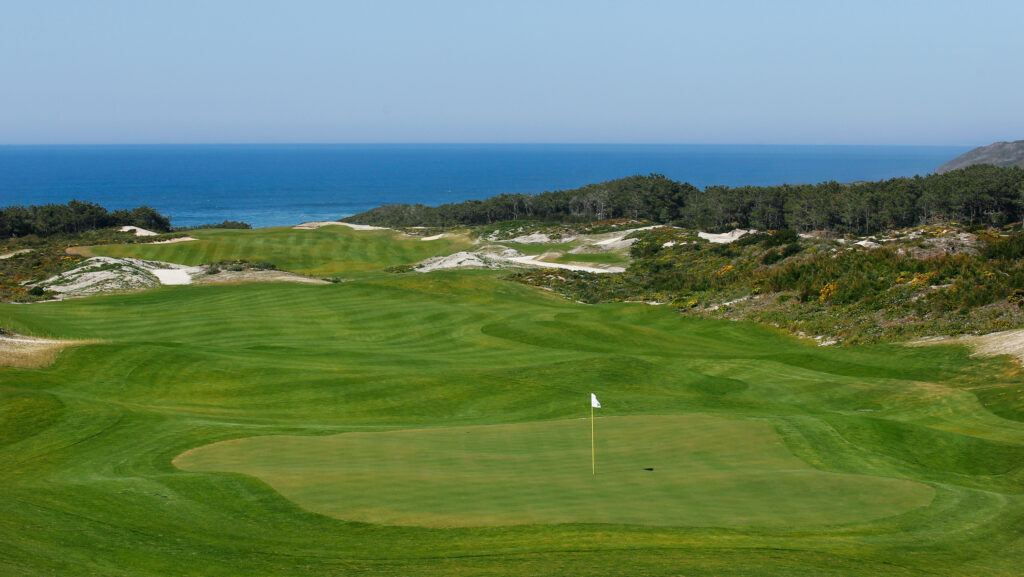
176;414;933;528
84;225;471;277
0;230;1023;575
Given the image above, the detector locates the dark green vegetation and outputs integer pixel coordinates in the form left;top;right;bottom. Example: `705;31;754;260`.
346;165;1024;235
173;220;253;231
0;202;178;302
937;140;1024;174
513;226;1024;344
0;200;172;237
1;229;1023;576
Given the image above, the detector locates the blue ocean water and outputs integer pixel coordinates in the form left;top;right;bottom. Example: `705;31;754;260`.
0;144;969;228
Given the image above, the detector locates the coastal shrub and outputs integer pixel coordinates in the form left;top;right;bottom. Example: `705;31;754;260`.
762;229;799;247
344;165;1024;236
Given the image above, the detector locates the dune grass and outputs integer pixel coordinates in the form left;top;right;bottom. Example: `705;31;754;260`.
549;251;629;265
0;230;1023;575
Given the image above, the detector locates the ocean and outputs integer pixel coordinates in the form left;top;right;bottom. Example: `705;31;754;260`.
0;144;969;228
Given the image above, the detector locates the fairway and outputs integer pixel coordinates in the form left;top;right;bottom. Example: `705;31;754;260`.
176;414;933;527
84;225;471;277
1;229;1023;576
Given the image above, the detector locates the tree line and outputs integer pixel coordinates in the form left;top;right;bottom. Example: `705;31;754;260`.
0;201;172;238
344;164;1024;235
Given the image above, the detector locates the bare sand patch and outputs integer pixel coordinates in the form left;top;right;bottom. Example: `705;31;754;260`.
914;330;1024;364
119;226;159;236
147;236;198;244
150;269;194;285
0;249;32;260
194;269;330;285
293;221;390;231
0;333;97;368
502;253;625;273
698;229;756;244
415;247;624;274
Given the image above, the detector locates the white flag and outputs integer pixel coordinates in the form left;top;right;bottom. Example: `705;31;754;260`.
591;393;601;408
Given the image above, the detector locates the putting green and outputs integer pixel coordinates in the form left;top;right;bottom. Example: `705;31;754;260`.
175;414;933;528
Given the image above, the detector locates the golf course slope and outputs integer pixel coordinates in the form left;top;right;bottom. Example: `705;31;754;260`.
1;227;1022;576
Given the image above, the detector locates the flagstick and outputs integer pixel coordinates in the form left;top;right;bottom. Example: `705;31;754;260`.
591;403;595;475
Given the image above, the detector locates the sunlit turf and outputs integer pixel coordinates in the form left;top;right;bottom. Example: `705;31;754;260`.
83;225;472;277
176;414;933;528
1;250;1023;575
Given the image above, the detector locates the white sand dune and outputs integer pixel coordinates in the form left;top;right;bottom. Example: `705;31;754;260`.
37;257;203;299
698;229;755;244
119;226;159;236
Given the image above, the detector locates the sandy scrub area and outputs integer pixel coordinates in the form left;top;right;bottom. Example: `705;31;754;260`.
500;253;625;273
194;269;330;285
0;249;33;260
419;233;453;241
147;236;198;244
0;333;96;368
914;329;1024;364
416;247;624;274
37;257;204;299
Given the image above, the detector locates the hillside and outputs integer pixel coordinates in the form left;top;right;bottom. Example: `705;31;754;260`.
937;140;1024;173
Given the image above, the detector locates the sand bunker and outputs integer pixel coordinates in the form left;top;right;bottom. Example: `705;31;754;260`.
150;269;194;285
419;233;451;241
293;221;390;231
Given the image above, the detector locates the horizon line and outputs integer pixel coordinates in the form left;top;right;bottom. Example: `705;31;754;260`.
0;141;980;148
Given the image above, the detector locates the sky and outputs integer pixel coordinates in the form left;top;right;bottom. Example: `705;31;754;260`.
1;0;1021;146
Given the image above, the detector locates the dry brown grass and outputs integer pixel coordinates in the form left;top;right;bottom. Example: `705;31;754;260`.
0;336;97;368
65;246;94;257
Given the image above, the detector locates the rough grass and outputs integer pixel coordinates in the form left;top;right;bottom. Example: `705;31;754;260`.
550;252;629;265
0;235;1023;575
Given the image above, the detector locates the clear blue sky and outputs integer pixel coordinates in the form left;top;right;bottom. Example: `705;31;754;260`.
2;0;1021;145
